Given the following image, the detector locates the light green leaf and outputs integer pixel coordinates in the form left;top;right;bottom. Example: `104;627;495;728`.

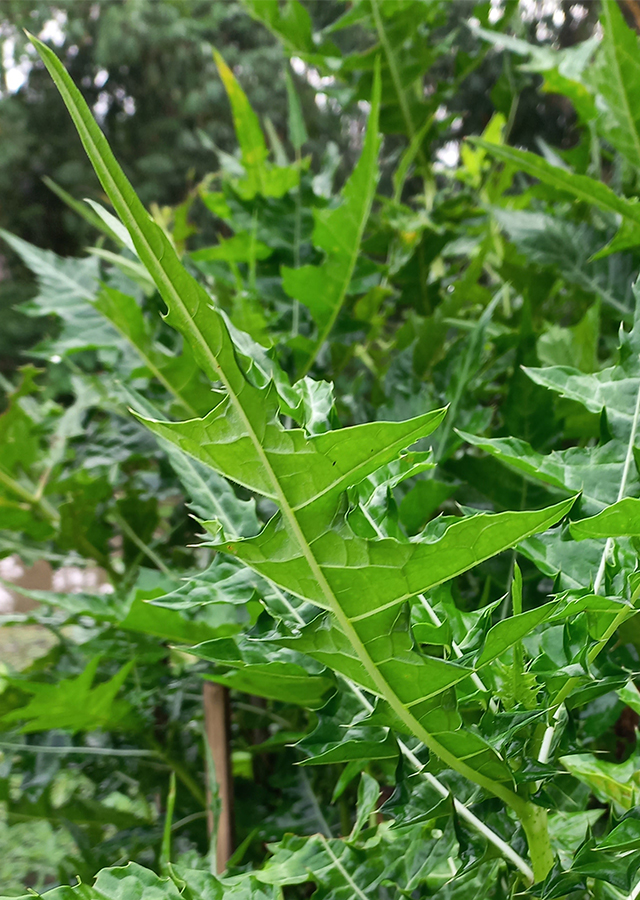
190;232;273;263
43;176;125;245
537;302;600;372
93;286;205;416
119;594;254;644
88;246;155;291
0;228;99;313
2;657;133;734
458;431;628;514
285;68;308;151
571;497;640;539
350;772;379;840
215;49;298;199
138;406;447;515
117;384;260;537
524;360;640;443
296;692;398;766
560;753;640;811
490;209;632;316
84;198;136;251
205;663;334;708
476;602;558;668
214;49;268;171
242;0;316;55
617;679;640;716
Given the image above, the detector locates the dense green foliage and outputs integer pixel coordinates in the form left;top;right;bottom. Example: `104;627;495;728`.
3;1;640;898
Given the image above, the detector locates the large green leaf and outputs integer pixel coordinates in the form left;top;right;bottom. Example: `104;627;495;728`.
475;602;559;668
30;33;576;815
560;753;640;812
0;229;115;353
0;858;282;900
0;367;60;538
204;663;334;708
490;209;634;316
116;385;260;538
525;361;639;443
0;229;100;315
459;432;633;515
138;405;446;517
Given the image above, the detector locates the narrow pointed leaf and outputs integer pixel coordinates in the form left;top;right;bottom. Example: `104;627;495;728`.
472;140;640;230
476;602;558;668
282;65;381;365
593;1;640;169
285;68;308;150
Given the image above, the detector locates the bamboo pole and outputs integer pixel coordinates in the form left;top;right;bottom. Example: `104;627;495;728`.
203;682;234;873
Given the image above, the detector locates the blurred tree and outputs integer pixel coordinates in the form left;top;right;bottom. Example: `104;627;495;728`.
0;0;343;371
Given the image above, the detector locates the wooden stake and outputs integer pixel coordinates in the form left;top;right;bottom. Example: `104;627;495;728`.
203;682;234;873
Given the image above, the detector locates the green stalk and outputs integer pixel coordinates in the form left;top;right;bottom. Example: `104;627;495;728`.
0;466;60;526
292;146;302;338
156;747;206;808
160;771;176;873
111;510;178;582
520;804;554;882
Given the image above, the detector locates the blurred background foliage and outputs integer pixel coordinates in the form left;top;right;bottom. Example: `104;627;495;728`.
0;0;347;372
4;0;640;896
0;0;602;374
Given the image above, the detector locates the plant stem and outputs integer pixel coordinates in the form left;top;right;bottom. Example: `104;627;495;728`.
160;771;176;872
345;679;534;883
317;834;370;900
520;803;554;882
292;146;302;338
370;0;432;209
0;466;60;526
154;746;206;808
112;510;178;582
